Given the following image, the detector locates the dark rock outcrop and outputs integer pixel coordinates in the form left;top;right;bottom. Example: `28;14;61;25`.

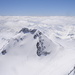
34;31;42;39
19;28;37;34
1;50;7;55
19;28;30;33
35;31;50;56
30;29;37;34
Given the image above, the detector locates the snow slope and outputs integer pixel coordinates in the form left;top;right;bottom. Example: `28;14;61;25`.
0;16;75;75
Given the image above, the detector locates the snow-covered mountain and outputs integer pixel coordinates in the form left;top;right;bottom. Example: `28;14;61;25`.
1;28;58;57
0;16;75;75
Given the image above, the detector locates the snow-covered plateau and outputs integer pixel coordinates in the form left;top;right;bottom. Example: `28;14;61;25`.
0;16;75;75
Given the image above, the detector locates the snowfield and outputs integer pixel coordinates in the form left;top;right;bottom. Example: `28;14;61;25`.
0;16;75;75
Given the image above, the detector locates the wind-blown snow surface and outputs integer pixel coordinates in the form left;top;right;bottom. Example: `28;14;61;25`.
0;16;75;75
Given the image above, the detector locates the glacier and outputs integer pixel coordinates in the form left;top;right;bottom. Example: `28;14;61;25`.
0;16;75;75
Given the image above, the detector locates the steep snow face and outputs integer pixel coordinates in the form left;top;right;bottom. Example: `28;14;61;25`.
0;16;75;75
